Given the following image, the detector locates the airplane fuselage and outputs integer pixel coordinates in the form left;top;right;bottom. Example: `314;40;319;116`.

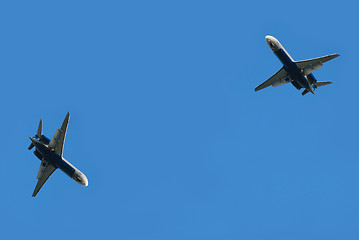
31;136;88;186
266;36;315;94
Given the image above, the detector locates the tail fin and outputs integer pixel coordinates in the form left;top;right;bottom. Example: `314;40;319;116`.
314;81;332;88
29;119;43;150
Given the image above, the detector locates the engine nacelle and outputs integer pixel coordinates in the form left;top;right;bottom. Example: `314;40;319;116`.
306;73;317;84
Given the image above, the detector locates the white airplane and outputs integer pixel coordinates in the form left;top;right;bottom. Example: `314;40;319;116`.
255;35;339;95
28;113;88;197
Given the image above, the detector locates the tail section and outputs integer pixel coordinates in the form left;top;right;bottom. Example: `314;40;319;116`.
302;89;315;95
302;81;332;96
314;81;332;88
302;89;309;96
28;120;43;150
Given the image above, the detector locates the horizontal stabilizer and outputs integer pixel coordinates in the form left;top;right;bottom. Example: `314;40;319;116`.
37;120;42;137
314;81;332;87
28;142;34;150
302;89;309;96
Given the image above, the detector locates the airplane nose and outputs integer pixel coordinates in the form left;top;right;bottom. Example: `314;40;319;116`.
265;35;274;42
73;171;89;186
83;175;89;186
80;173;88;186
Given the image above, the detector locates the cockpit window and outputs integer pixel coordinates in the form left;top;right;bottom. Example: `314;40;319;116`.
76;177;82;182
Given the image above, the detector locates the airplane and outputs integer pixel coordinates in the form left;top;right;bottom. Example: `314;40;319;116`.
28;112;88;197
255;35;339;95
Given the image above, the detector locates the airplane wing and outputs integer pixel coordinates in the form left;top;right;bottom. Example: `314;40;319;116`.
255;67;289;91
48;112;70;157
295;54;340;70
32;161;57;197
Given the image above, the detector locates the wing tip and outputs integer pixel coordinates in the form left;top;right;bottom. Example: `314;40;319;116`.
65;112;70;121
32;190;38;197
255;85;265;92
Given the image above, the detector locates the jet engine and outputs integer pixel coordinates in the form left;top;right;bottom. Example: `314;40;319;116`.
306;73;317;84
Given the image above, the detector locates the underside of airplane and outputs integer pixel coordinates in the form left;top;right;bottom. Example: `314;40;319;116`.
28;113;88;197
255;36;339;95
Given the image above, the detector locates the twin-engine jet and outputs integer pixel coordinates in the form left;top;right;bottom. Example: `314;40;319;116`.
28;113;88;197
255;35;339;95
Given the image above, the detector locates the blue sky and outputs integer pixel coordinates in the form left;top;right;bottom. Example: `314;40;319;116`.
0;1;358;239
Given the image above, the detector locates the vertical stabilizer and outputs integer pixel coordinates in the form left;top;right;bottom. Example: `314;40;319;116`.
29;119;43;150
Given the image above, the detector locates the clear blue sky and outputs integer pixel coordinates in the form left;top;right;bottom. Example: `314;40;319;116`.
0;1;357;239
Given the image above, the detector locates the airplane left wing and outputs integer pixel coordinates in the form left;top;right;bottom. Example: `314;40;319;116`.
32;161;57;197
48;112;70;157
255;67;289;91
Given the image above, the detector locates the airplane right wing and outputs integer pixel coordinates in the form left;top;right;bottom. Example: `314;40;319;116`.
32;161;57;197
255;67;289;91
48;112;70;157
295;54;340;74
